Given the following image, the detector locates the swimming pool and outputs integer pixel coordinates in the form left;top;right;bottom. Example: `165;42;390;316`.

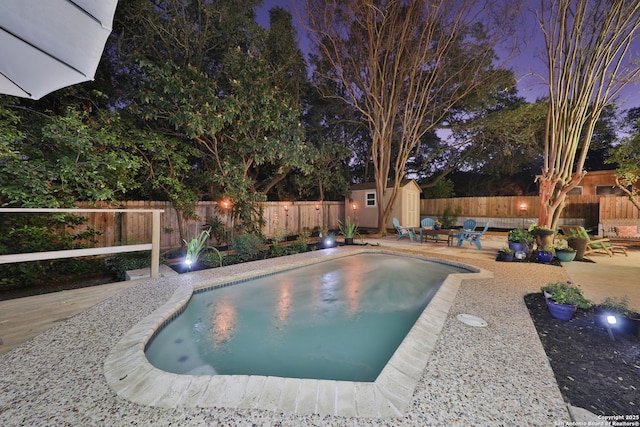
105;248;491;417
145;253;465;381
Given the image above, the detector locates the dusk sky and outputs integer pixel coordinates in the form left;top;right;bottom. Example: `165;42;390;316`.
256;0;640;111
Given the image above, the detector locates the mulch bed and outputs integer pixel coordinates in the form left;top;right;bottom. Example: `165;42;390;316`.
525;292;640;416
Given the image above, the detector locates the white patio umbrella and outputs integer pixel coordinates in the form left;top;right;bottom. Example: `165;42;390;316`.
0;0;118;100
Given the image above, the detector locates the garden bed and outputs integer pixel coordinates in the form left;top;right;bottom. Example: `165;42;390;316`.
525;292;640;416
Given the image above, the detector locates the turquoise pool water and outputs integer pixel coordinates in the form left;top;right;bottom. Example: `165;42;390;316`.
145;253;467;382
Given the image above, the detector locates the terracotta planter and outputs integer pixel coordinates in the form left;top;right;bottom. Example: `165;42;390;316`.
567;237;588;260
546;299;577;321
536;228;555;251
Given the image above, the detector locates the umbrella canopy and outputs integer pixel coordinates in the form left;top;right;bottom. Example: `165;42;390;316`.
0;0;118;100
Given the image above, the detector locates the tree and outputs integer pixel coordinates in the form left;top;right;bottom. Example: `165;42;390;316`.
608;118;640;212
0;102;141;207
305;0;521;233
108;0;314;236
536;0;640;229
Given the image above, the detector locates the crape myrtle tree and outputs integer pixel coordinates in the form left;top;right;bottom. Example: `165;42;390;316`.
536;0;640;229
305;0;522;233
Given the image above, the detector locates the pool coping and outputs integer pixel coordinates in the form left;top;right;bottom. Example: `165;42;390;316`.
104;248;493;418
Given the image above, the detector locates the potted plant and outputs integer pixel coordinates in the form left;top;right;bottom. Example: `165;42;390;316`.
434;220;442;230
338;217;359;245
554;240;576;262
530;224;556;251
507;227;534;253
541;281;591;321
594;296;640;338
498;246;514;262
536;246;554;264
566;228;589;261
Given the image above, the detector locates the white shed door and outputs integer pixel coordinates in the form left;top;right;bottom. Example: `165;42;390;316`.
406;190;419;227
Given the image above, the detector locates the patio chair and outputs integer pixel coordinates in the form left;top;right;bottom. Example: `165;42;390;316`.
419;217;438;242
462;219;477;231
455;222;490;250
562;226;628;257
393;217;416;242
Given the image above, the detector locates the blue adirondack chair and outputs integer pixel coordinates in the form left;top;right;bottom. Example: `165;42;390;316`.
393;217;415;242
462;219;477;231
419;217;438;242
455;222;490;250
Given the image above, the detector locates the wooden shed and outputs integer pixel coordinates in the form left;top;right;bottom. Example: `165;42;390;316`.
346;180;422;230
566;170;631;196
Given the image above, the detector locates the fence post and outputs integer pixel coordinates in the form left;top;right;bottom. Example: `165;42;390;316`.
151;210;161;278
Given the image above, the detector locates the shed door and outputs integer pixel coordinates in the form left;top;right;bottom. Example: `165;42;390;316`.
406;190;419;227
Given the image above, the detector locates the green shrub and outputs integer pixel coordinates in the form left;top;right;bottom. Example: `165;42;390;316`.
232;233;265;262
439;205;462;229
0;213;102;287
205;215;230;246
201;250;224;268
269;242;289;257
107;252;150;281
289;240;309;254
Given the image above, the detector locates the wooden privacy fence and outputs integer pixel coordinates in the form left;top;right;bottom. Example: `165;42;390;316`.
598;196;640;220
75;201;344;250
421;195;601;228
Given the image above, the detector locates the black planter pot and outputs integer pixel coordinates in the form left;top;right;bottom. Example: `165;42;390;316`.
344;237;354;245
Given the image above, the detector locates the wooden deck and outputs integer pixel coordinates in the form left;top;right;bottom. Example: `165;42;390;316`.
0;280;140;354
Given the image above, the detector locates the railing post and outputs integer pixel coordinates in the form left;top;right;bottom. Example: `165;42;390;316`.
151;210;161;279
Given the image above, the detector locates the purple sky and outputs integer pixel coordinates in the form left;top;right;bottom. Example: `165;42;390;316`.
255;0;639;110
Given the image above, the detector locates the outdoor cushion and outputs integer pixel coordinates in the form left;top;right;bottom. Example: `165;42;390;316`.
615;225;638;237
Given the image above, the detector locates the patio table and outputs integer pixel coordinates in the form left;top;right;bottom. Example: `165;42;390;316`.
420;228;459;246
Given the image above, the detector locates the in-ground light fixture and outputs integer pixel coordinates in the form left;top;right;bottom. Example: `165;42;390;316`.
320;234;337;249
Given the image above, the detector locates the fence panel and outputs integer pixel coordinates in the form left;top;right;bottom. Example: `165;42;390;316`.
599;197;640;220
421;195;601;228
75;201;344;250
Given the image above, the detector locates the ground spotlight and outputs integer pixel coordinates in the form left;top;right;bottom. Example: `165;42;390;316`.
320;235;337;248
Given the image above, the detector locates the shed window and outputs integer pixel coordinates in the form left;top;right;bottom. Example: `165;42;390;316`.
595;185;625;196
567;186;583;195
365;192;376;207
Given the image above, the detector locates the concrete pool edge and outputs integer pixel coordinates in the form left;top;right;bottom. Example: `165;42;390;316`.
104;248;493;418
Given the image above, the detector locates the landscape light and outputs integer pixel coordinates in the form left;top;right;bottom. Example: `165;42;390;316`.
321;235;336;248
604;313;617;341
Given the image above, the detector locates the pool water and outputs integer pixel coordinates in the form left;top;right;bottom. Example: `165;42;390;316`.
145;253;466;382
